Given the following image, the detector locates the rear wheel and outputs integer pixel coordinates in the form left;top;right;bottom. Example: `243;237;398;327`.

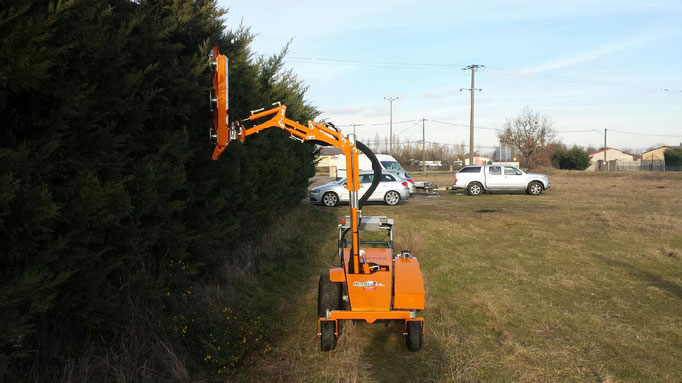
467;182;483;196
318;273;342;351
322;192;339;207
406;321;423;351
384;190;401;205
527;181;543;195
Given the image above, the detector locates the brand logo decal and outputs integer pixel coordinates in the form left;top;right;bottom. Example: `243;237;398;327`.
352;281;384;290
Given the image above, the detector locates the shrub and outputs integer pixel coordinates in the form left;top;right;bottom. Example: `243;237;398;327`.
664;148;682;168
552;147;591;170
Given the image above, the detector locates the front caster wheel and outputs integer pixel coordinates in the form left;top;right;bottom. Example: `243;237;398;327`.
320;321;336;351
406;321;423;351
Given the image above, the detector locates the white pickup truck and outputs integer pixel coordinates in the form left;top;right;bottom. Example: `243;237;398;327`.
453;164;551;196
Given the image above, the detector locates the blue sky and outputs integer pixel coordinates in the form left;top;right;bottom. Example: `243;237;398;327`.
218;0;682;153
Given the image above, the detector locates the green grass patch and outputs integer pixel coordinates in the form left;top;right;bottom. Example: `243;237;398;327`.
232;172;682;382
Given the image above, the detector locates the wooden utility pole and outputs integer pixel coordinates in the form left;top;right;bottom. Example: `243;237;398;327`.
350;124;361;136
604;128;607;171
384;96;398;153
422;118;426;173
462;65;484;165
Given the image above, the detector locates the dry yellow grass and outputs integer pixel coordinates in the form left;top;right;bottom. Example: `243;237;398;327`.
230;171;682;382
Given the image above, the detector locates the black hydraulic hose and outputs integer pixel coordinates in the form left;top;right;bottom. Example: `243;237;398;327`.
355;140;381;209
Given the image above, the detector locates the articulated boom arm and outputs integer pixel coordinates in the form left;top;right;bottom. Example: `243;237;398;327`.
229;102;362;203
209;46;377;274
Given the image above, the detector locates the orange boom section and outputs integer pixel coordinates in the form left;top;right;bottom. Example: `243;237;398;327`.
209;46;368;276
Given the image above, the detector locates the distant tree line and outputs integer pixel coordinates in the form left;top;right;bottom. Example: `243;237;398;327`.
0;0;316;379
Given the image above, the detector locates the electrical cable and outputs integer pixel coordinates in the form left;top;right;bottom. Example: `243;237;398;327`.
285;56;681;93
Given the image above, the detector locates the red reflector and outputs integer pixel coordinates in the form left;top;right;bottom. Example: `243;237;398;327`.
401;181;408;186
341;220;345;225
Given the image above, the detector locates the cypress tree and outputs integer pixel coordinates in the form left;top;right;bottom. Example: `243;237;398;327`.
1;0;317;378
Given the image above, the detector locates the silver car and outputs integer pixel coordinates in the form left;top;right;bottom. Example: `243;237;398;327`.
310;171;411;207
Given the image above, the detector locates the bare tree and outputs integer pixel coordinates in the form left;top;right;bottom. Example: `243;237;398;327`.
497;107;555;169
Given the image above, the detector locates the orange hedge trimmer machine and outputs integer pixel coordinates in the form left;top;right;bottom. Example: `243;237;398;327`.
209;46;425;351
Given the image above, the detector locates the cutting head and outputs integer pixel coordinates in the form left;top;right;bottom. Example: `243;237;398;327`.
209;46;232;160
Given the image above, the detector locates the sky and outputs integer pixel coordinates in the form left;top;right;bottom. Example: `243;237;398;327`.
217;0;682;154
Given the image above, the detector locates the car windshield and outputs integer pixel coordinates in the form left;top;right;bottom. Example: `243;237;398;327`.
380;161;404;172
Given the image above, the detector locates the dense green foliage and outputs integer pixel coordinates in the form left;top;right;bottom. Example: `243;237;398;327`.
664;147;682;168
0;0;317;379
552;147;591;170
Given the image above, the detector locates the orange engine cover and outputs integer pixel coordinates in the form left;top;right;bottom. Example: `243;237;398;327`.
393;257;425;310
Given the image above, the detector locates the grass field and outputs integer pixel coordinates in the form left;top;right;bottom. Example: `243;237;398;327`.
230;171;682;382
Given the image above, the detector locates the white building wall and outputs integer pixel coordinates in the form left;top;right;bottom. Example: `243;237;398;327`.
589;149;633;163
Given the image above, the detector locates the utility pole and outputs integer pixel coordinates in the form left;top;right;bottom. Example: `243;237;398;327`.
461;65;484;165
422;118;427;173
384;96;398;153
350;124;361;136
603;128;607;171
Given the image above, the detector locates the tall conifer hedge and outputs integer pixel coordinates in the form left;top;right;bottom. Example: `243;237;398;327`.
0;0;317;378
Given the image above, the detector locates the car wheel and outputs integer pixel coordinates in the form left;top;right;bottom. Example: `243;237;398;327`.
527;181;543;195
406;321;423;351
467;182;483;196
322;192;339;207
384;191;401;206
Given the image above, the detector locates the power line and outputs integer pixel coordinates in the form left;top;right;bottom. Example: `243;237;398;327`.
396;122;420;136
609;129;682;138
487;68;680;94
287;56;468;70
284;56;681;93
401;140;499;149
339;119;682;141
336;119;414;128
554;129;595;133
429;119;497;130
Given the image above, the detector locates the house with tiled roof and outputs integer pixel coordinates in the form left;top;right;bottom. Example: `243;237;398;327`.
587;148;635;171
642;145;682;162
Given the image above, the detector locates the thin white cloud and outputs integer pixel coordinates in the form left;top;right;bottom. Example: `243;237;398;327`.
522;35;654;73
422;87;457;99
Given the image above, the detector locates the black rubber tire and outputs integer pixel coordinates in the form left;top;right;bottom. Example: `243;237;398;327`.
466;182;483;196
320;321;336;351
321;192;339;207
527;181;543;195
318;274;342;317
384;190;401;206
406;321;423;351
318;273;342;350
